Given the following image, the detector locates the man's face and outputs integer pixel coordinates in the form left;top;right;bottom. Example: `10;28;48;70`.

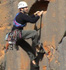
23;7;29;13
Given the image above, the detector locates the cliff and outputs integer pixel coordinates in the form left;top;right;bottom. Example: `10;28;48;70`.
0;0;66;70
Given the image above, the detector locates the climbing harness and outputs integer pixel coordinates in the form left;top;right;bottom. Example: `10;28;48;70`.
5;29;22;52
13;13;26;28
4;12;27;52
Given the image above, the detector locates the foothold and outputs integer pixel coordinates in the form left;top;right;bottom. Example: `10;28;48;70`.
5;17;6;18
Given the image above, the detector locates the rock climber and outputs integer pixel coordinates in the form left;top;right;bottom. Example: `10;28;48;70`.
11;1;44;67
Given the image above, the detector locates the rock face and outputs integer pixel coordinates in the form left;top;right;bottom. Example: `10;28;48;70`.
0;0;66;70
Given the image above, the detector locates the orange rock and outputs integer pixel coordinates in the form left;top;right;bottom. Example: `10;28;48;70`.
0;49;5;60
43;66;47;70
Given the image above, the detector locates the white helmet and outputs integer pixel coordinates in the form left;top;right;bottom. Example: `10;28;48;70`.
18;1;28;9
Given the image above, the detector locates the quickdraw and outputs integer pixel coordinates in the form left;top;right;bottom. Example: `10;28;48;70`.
5;29;22;52
34;14;48;55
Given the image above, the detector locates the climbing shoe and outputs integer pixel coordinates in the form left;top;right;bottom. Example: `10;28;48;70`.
37;43;48;55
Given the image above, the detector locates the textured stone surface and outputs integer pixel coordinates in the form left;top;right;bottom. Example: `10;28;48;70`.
0;0;66;70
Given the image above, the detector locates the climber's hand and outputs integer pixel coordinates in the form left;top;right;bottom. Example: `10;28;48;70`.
37;10;43;16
